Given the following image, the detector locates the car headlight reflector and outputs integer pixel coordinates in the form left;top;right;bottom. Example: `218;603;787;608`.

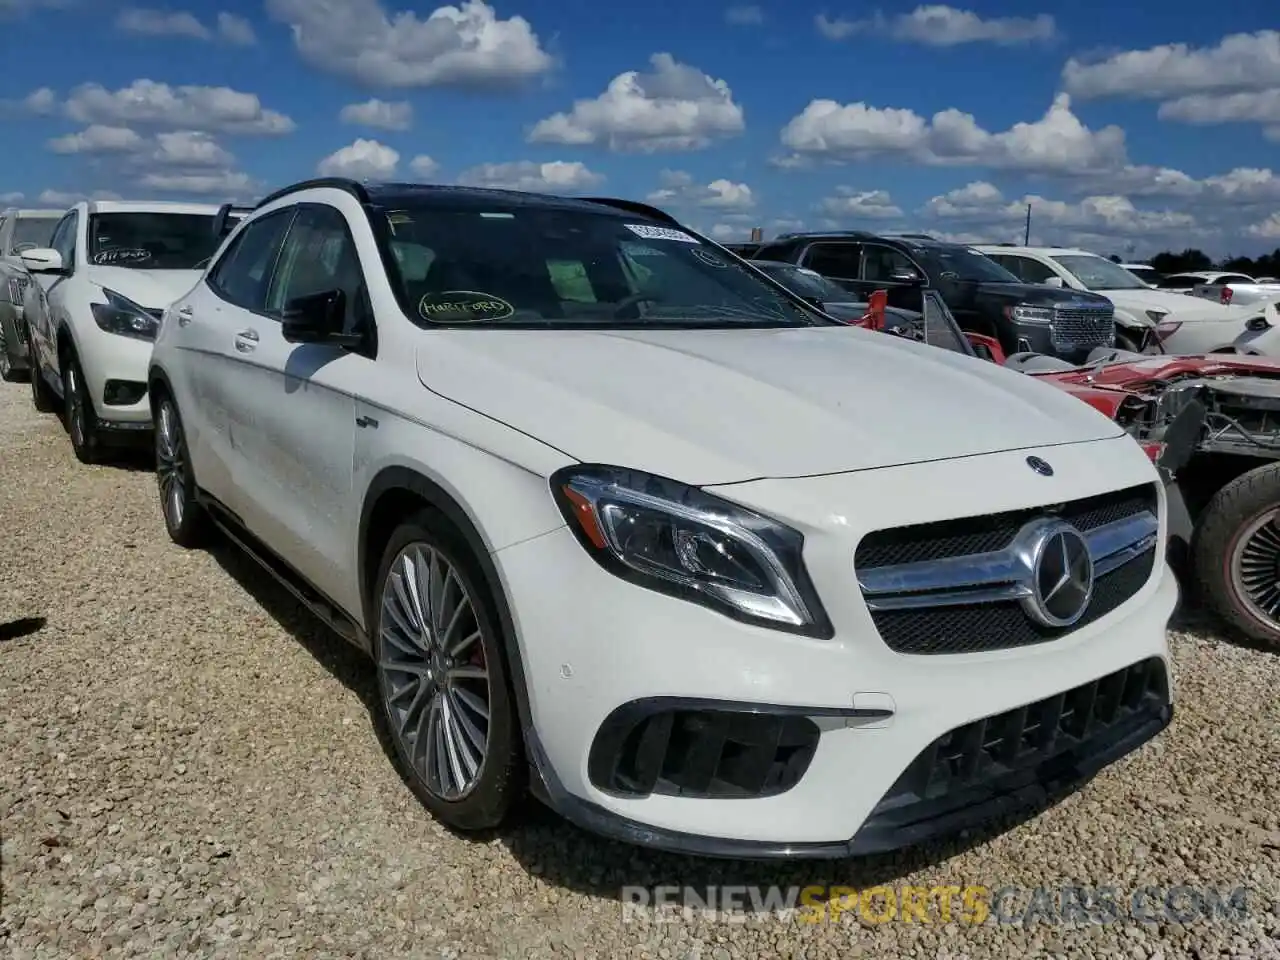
1004;304;1054;324
552;465;832;637
91;288;159;341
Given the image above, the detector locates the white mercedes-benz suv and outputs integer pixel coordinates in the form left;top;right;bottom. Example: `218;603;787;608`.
148;178;1177;857
21;200;222;462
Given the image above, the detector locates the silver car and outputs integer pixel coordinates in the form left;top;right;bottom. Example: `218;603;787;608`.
0;207;62;380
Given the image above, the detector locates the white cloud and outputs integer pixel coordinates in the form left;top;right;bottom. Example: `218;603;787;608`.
266;0;552;89
138;170;259;197
150;130;236;167
817;5;1055;46
529;53;745;153
216;12;256;45
777;93;1126;175
116;8;209;39
36;189;122;206
339;98;413;131
645;170;755;211
18;87;57;115
1063;31;1280;101
921;180;1196;241
63;80;294;135
1158;89;1280;143
0;0;76;14
317;139;400;178
1248;213;1280;240
0;192;24;204
409;155;440;178
47;125;145;154
455;160;604;194
725;4;763;25
115;8;257;44
818;187;903;219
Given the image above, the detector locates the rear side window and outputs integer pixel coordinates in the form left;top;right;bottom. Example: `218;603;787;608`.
803;243;861;279
208;209;296;312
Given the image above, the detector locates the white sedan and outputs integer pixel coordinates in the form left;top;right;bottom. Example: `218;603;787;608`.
22;199;221;462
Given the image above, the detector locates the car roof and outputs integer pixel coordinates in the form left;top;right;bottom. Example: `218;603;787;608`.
975;245;1097;257
85;200;224;216
0;207;65;219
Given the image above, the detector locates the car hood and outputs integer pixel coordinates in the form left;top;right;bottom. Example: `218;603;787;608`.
414;326;1124;485
87;267;202;310
1096;287;1253;320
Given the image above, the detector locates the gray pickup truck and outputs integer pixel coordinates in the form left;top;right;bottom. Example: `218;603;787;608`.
0;207;62;380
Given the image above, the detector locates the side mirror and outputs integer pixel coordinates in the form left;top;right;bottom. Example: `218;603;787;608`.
889;271;923;285
20;248;65;274
281;288;362;347
1043;276;1065;288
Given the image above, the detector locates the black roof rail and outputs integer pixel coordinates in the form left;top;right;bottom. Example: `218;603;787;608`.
212;202;255;238
253;177;371;211
581;196;680;226
775;229;875;240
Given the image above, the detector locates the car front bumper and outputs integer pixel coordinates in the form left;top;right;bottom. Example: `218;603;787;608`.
494;439;1177;856
81;329;155;428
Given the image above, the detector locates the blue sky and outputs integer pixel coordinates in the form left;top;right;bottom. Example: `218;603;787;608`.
2;0;1279;257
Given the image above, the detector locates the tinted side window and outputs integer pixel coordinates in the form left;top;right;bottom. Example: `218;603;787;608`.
803;243;861;278
1011;256;1057;284
208;209;295;312
50;212;77;269
266;204;370;334
862;244;920;282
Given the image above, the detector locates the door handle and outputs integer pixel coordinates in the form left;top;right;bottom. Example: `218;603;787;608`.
233;328;259;352
176;306;194;326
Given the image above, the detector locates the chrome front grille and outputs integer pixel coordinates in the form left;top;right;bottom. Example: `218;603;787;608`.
855;484;1159;655
1051;304;1115;350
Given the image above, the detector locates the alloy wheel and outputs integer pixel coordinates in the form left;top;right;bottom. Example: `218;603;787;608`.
156;401;186;530
1230;508;1280;629
378;543;491;801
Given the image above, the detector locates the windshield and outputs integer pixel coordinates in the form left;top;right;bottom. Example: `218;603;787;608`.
12;217;57;252
753;262;852;302
375;203;826;329
88;213;219;269
1052;255;1149;290
920;246;1020;283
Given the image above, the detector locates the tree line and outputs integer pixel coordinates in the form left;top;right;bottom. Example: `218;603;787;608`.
1106;247;1280;277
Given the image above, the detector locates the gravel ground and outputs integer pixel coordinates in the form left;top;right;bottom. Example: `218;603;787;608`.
0;378;1278;960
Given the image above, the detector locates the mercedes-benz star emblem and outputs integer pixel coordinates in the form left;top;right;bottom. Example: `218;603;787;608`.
1022;522;1094;627
1026;456;1054;476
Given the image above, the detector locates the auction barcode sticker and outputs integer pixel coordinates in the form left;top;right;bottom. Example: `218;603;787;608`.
625;223;699;243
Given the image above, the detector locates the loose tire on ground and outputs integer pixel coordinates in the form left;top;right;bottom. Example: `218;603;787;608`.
155;394;210;548
1191;461;1280;650
371;510;522;832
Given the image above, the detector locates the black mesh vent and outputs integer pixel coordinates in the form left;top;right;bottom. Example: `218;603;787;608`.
587;706;821;799
855;483;1158;570
867;657;1169;827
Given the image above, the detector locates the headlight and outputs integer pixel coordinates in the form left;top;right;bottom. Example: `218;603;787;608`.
1145;309;1168;324
551;465;832;637
90;288;159;341
1004;304;1054;324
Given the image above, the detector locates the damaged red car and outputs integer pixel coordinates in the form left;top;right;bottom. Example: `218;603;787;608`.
855;290;1280;650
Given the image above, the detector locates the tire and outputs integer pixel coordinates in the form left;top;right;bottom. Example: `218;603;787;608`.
154;394;210;548
1191;462;1280;650
62;350;103;464
0;323;16;383
371;511;522;832
29;345;58;413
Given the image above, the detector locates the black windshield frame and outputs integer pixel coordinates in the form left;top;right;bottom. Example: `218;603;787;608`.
364;200;837;331
88;212;220;270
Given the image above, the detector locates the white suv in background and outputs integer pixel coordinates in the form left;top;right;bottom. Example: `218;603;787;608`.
22;200;222;462
979;246;1278;355
148;178;1176;857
